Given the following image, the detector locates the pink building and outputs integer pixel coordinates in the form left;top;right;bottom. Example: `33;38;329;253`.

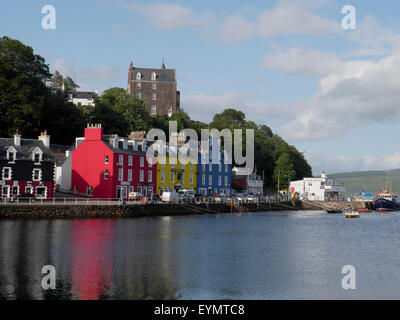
71;124;156;199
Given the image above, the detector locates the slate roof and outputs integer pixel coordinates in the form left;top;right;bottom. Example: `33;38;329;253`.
132;67;176;82
0;138;72;164
70;91;96;99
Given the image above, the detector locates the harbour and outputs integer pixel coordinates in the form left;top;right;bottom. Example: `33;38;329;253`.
1;210;400;300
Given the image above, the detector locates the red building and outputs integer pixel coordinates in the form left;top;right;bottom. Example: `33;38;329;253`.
71;124;156;199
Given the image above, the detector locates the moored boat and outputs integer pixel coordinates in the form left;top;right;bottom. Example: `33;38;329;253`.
374;184;397;211
345;211;359;218
358;208;372;213
326;209;343;214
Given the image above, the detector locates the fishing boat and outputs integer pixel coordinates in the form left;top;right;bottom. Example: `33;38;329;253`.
345;211;359;218
326;209;343;214
374;182;398;212
358;208;372;213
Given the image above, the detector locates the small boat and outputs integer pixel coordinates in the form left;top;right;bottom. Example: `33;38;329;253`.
358;208;372;213
327;209;343;214
345;211;360;218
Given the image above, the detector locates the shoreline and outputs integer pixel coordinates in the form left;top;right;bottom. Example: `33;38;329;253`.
0;201;303;219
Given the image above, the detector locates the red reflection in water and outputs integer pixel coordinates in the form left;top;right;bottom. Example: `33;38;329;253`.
69;219;116;300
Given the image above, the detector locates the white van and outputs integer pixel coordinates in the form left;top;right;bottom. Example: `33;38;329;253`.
178;189;195;199
161;191;179;202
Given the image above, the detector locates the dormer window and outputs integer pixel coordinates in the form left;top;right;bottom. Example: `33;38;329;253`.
151;72;157;81
136;72;142;80
31;147;43;163
6;147;17;162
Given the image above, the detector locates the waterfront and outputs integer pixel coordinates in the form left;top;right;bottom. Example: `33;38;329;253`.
1;210;400;299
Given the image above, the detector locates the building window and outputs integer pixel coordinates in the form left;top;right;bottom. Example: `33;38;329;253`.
224;176;228;186
34;153;41;163
152;93;156;100
190;173;193;185
168;107;172;115
202;164;205;171
87;186;93;196
190;162;194;170
152;83;156;90
128;169;132;181
7;151;16;161
151;72;157;80
148;171;152;182
36;187;47;198
218;164;222;172
218;176;221;186
137;186;142;194
25;186;33;194
118;168;123;181
136;82;141;89
12;186;19;197
119;155;123;165
171;173;174;184
208;175;212;185
105;155;109;164
148;157;152;167
136;72;141;80
209;164;212;172
2;167;11;180
202;174;205;185
139;170;144;182
137;92;141;99
161;171;165;183
140;157;144;167
181;162;185;170
128;156;133;166
225;164;228;173
32;169;41;181
104;169;109;180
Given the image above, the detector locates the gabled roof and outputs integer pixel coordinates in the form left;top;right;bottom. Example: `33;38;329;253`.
132;67;176;82
0;138;54;161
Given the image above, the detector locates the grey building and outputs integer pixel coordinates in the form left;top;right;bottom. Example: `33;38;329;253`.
127;61;180;116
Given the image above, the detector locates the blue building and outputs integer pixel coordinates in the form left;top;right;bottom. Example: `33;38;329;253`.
196;136;232;196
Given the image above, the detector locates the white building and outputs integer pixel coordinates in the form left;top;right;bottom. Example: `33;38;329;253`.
69;89;98;107
289;172;345;201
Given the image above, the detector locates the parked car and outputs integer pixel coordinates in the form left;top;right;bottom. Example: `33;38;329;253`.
10;193;36;203
150;194;161;203
178;189;195;200
246;194;259;202
128;192;143;201
234;193;247;202
161;191;179;202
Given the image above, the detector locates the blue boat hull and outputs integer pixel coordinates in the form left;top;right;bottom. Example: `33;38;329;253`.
374;198;397;211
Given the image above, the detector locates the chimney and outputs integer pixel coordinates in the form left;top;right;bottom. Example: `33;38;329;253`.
14;129;21;146
127;61;134;94
38;130;50;147
84;123;103;141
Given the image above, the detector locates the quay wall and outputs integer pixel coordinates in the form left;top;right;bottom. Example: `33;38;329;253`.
0;201;300;219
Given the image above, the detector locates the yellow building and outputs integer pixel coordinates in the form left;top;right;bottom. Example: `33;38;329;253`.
156;156;197;195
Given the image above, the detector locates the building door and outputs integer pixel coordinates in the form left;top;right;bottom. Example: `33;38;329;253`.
12;186;19;197
123;186;128;199
2;186;9;198
116;186;122;199
143;186;147;197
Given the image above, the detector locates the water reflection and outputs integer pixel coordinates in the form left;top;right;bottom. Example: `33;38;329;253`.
0;211;400;299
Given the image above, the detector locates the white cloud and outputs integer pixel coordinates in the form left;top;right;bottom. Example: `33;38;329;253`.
262;48;342;76
307;151;400;175
50;59;124;91
114;2;213;31
219;0;340;43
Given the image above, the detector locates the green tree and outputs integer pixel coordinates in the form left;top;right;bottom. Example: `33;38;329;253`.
49;70;64;89
63;75;80;92
0;36;51;137
274;153;296;192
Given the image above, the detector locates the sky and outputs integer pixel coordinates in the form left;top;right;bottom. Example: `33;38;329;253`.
1;0;400;175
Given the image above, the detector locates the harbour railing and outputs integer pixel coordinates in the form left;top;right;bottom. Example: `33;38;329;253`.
0;196;289;206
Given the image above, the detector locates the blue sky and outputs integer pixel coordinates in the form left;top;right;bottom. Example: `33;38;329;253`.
2;0;400;174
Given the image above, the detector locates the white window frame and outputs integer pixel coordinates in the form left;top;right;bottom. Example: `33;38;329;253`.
190;173;193;185
32;168;42;181
2;167;12;181
140;157;144;167
151;72;157;81
218;176;221;186
148;157;153;167
105;155;109;164
225;164;228;173
208;175;212;186
129;186;134;193
128;156;133;166
161;171;165;183
148;171;152;182
6;147;17;162
218;164;222;172
136;72;141;80
225;176;228;186
36;186;47;199
118;168;123;181
202;174;205;185
151;106;157;115
152;83;157;90
119;155;124;166
171;173;174;183
139;170;144;182
152;93;156;100
128;169;132;181
104;169;109;180
25;186;33;194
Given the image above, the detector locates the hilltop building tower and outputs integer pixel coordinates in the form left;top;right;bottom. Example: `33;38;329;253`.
127;61;180;117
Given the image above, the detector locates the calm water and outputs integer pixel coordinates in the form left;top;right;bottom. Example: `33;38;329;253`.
0;210;400;300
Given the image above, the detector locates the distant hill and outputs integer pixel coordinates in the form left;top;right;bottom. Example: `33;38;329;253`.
329;169;400;195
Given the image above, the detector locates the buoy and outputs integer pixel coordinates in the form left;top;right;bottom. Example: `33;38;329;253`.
141;197;147;205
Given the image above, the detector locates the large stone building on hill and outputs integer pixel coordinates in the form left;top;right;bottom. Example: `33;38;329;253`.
127;61;180;117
